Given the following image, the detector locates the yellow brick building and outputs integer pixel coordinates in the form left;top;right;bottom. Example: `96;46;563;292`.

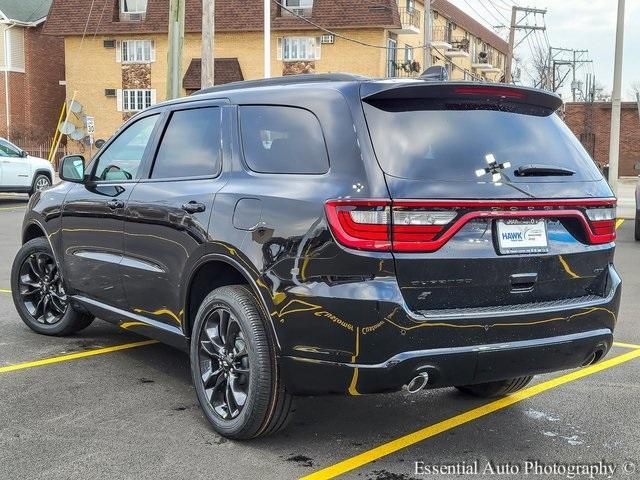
45;0;508;144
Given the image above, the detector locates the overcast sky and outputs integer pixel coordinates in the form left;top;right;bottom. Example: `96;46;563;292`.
448;0;640;100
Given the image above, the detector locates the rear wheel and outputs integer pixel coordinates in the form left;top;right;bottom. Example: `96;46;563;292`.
190;285;294;439
455;376;534;398
11;237;94;335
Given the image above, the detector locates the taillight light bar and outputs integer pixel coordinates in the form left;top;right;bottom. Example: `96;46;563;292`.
325;199;617;253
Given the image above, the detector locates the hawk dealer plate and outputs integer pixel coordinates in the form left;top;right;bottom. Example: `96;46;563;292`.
496;219;549;254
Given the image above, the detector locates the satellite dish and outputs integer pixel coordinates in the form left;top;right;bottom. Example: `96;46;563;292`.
69;100;83;113
69;129;85;141
59;121;76;135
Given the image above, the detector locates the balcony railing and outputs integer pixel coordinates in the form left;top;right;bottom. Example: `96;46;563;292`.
396;7;421;32
432;26;452;45
449;36;470;53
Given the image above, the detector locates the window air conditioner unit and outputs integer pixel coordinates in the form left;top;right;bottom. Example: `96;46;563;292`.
320;34;335;44
291;7;305;16
121;12;144;21
105;89;117;97
103;39;116;49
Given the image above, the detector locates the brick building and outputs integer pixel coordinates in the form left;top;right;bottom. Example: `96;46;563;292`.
0;0;65;143
564;102;640;178
43;0;508;144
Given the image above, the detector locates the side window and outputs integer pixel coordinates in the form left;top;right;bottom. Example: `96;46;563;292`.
92;114;159;181
239;105;329;174
151;107;221;179
0;140;21;157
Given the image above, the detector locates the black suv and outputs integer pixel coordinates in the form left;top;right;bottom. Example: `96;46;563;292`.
11;75;621;439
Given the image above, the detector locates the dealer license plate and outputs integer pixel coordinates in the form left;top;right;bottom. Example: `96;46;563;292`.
496;219;548;254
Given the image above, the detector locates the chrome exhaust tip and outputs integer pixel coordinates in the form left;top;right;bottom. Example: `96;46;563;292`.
405;372;430;394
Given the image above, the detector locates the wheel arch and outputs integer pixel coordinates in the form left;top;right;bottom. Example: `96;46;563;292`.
23;221;47;244
182;254;280;350
32;169;52;183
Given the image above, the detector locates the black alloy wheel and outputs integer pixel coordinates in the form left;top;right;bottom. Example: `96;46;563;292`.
198;307;251;419
18;251;68;325
190;285;294;439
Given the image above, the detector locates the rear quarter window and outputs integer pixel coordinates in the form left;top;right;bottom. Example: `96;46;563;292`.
239;105;329;174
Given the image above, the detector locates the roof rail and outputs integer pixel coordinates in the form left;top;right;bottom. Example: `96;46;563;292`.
193;73;368;96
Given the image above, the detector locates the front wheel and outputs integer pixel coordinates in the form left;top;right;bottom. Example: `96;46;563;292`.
455;376;534;398
30;174;51;196
11;237;94;335
190;285;293;440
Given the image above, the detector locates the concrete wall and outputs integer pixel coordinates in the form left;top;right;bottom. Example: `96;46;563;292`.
564;102;640;178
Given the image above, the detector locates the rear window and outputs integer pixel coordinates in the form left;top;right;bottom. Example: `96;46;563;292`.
363;102;601;182
239;105;329;174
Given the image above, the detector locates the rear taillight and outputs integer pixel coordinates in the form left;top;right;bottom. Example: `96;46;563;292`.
325;201;391;251
585;206;617;239
326;199;617;253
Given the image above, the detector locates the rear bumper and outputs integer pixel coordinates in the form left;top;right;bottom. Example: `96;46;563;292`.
282;328;612;394
279;265;621;395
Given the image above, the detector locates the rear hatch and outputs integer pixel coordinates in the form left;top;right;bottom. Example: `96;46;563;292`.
360;82;616;312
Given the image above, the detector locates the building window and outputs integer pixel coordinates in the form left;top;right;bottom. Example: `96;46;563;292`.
406;0;415;12
120;89;156;112
405;44;413;62
283;0;313;8
387;38;397;77
121;40;154;63
279;37;320;61
0;25;25;72
121;0;147;13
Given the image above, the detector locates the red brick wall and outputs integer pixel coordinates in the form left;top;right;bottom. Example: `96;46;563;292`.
0;23;65;142
564;102;640;177
0;72;27;138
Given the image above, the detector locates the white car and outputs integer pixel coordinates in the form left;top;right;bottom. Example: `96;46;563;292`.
0;138;54;195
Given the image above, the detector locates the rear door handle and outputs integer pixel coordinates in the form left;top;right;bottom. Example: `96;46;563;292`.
182;201;206;214
106;199;125;210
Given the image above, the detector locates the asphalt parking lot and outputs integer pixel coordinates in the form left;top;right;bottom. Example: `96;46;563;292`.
1;193;639;480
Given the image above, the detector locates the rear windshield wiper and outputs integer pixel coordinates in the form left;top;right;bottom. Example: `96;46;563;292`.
514;164;575;177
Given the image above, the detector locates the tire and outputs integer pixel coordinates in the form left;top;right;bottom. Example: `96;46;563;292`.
190;285;294;440
635;212;640;241
11;237;94;336
30;174;51;196
455;376;534;398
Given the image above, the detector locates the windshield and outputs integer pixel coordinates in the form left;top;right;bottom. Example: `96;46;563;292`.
362;102;601;182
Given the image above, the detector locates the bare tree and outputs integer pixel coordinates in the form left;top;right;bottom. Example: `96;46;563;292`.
629;80;640;100
527;43;552;90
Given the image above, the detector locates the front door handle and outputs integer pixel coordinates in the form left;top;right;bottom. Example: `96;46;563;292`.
182;201;206;214
106;199;125;210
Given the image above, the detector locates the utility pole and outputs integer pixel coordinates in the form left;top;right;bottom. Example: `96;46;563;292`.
202;0;215;89
423;0;432;69
505;6;547;83
264;0;271;78
167;0;185;100
608;0;625;195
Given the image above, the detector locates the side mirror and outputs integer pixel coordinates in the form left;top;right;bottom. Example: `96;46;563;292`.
59;155;86;183
95;139;106;149
20;150;28;158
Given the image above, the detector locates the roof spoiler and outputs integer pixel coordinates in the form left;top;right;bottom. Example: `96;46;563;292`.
361;82;563;114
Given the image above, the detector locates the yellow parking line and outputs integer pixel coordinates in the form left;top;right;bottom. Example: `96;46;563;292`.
0;288;10;293
613;341;640;349
616;218;624;230
0;339;159;374
0;206;25;212
302;348;640;480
